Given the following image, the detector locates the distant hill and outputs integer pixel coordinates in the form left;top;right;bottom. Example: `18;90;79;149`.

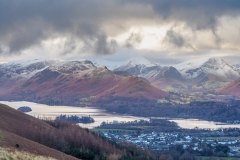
0;59;168;106
96;76;168;100
114;57;240;91
216;78;240;96
86;57;240;85
2;57;239;104
114;57;184;90
0;59;61;94
174;57;240;81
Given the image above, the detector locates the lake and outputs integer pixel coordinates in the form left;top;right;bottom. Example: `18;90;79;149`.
1;101;240;129
0;101;148;128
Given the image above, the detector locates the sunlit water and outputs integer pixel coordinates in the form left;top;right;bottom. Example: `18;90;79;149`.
170;119;240;129
0;101;148;128
1;101;240;129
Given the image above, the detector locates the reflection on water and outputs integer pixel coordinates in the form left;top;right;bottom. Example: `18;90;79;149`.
170;119;240;129
1;101;240;129
0;101;148;128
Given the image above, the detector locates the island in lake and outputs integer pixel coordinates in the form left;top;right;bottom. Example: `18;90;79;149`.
56;114;95;124
17;106;32;113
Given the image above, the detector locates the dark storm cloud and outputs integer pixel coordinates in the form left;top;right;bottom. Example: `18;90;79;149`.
94;34;118;55
125;33;142;48
125;0;240;51
61;38;77;55
127;0;240;30
163;30;185;48
0;0;240;56
0;0;123;55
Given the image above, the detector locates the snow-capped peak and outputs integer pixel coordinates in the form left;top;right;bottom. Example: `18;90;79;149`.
174;57;240;80
125;57;160;67
49;60;95;73
174;57;212;71
114;57;164;78
0;59;65;80
0;58;96;80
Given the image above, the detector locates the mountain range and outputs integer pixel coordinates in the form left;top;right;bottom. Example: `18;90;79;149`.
0;59;168;106
113;57;240;91
174;57;240;80
0;56;239;105
114;57;185;90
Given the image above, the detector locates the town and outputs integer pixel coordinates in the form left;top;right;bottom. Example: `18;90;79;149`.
95;121;240;158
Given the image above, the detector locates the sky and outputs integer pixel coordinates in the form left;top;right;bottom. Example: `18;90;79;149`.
1;0;240;65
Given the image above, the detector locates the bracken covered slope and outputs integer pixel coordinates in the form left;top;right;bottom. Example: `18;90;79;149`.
216;78;240;96
0;103;127;159
1;64;168;105
0;103;78;160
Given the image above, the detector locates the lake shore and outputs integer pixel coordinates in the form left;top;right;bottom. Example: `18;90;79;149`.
1;101;240;129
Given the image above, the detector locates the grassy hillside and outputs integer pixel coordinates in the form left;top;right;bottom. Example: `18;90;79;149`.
0;147;56;160
217;78;240;96
0;103;120;159
0;103;78;159
0;103;154;160
0;129;78;160
0;103;54;134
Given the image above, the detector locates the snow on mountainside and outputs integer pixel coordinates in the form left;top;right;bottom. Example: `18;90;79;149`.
114;57;185;90
0;58;168;102
114;57;162;76
0;59;65;93
91;59;126;70
49;60;95;73
116;57;160;69
174;57;240;80
0;59;60;80
91;57;160;71
234;64;240;69
114;57;184;81
0;59;95;80
125;57;160;67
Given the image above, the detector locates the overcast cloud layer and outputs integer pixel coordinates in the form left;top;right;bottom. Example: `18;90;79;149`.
1;0;240;63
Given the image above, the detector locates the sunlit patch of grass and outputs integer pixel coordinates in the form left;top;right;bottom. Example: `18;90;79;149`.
196;156;237;160
203;81;228;89
92;128;137;132
106;154;121;160
201;137;240;140
157;99;169;103
0;148;56;160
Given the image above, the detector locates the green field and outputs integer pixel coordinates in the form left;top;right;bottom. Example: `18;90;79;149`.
92;128;137;132
197;156;237;160
200;137;240;140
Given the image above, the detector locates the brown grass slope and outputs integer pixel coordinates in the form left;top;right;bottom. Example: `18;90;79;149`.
97;76;168;99
216;78;240;96
0;103;123;159
0;104;54;133
4;66;168;105
0;103;78;160
0;130;78;160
